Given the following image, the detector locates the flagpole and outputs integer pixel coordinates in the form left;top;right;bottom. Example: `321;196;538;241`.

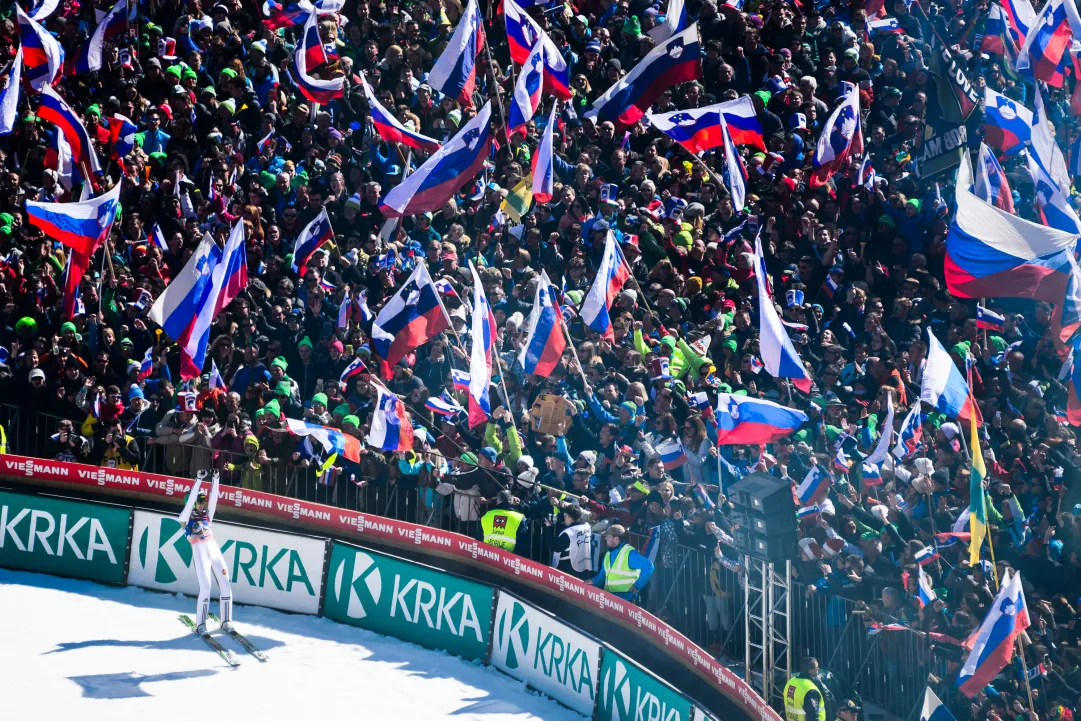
481;34;512;147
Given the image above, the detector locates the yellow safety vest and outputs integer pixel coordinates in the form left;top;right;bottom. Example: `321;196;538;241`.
481;509;525;551
784;677;825;721
602;544;641;593
0;424;8;454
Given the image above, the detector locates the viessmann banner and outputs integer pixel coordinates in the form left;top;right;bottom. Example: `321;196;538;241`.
0;455;781;721
0;490;130;584
128;510;326;615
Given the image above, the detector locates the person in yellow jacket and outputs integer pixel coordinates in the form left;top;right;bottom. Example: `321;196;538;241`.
479;490;528;553
784;657;827;721
632;323;716;381
91;418;142;470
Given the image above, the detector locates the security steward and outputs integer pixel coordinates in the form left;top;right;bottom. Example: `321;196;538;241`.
784;657;826;721
836;699;860;721
479;490;529;553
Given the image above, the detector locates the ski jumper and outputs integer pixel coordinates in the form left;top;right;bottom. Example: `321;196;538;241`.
178;474;233;628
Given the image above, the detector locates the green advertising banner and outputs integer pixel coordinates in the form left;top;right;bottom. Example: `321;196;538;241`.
323;541;493;661
0;490;130;584
597;648;694;721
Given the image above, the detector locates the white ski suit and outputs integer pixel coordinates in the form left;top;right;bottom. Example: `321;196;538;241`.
178;473;233;629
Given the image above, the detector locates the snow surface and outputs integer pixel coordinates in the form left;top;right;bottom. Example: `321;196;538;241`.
0;568;584;721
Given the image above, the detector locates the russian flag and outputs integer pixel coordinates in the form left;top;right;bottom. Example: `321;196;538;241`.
715;95;766;151
57;249;89;318
1002;0;1037;46
715;394;808;445
1017;0;1073;87
209;359;224;389
290;13;343;104
917;566;937;608
833;448;851;475
108;113;137;161
957;571;1030;697
451;369;470;392
580;231;632;340
0;47;21;136
754;234;812;392
821;274;840;298
426;392;464;417
531;105;556;204
138;347;153;380
467;260;497;427
37;84;101;178
360;76;441;154
585;25;701;125
149;222;166;250
983;88;1033;156
915;545;941;566
503;0;570;99
211;220;249;318
861;462;883;486
983;5;1007;55
70;0;126;75
795;466;829;504
17;5;63;92
508;41;544;135
371;262;450;373
147;235;223;379
656;437;688;470
892;401;923;460
810;83;862;188
920;328;982;423
25;180;119;258
428;0;485;107
289;418;362;463
380;103;492;218
976;305;1006;332
291;207;334;275
518;269;566;376
946;153;1078;306
301;15;328;69
339;356;368;389
973;143;1015;213
356;288;373;322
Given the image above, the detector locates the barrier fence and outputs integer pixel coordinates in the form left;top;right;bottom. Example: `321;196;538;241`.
2;405;950;719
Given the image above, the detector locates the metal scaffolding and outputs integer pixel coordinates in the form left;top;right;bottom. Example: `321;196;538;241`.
744;557;793;708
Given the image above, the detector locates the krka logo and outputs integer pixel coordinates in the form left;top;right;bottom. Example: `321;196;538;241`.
137;516;192;584
601;658;634;720
330;548;381;619
494;598;532;670
494;597;596;702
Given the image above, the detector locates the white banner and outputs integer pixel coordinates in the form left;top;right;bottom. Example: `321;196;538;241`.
128;510;326;615
490;591;601;716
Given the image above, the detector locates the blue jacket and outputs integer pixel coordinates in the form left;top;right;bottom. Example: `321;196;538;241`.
592;541;655;600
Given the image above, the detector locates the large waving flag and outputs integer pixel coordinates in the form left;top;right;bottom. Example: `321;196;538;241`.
1032;84;1073;189
148;234;223;378
211;221;249;317
983;87;1033;156
17;6;63;92
957;571;1030;697
290;206;334;275
287;418;361;463
360;75;440;154
69;0;127;75
467;260;497;427
508;41;544;135
25;180;119;257
920;328;982;422
810;85;862;188
531;105;556;203
27;0;61;20
107;113;137;161
371;262;451;373
754;233;811;392
300;12;328;68
262;0;314;29
0;48;22;135
720;115;746;212
503;0;571;99
290;13;343;104
367;383;415;452
946;153;1079;303
650;97;766;153
1016;0;1072;86
922;688;956;721
649;0;686;42
893;403;924;458
428;0;485;107
584;25;701;125
37;84;101;176
519;270;566;377
1027;152;1081;234
973;142;1015;213
968;398;987;565
715;394;808;445
1002;0;1037;46
580;231;632;340
380;102;492;218
982;4;1007;55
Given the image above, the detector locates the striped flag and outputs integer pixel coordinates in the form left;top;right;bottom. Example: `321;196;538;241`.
857;156;876;189
655;437;687;470
797;504;822;521
425;392;464;417
795;466;829;504
968;393;988;565
356;289;373;323
451;368;470;392
149;222;166;250
976;305;1006;332
915;545;941;566
917;565;937;607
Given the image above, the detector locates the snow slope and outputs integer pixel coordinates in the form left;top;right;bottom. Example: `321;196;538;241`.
0;568;583;721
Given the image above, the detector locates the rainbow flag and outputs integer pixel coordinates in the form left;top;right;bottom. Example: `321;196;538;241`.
968;394;987;565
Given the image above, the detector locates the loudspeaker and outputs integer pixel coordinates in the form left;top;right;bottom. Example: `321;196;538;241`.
729;472;798;563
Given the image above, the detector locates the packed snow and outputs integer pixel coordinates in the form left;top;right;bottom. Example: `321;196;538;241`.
0;567;583;720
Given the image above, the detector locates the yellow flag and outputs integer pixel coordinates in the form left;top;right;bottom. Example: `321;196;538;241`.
500;175;534;224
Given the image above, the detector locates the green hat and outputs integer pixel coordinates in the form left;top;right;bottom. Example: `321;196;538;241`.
254;407;268;417
182;67;197;80
264;399;281;417
298;337;313;351
343;414;360;428
333;403;350;417
860;531;880;542
85;104;101;116
312;392;328;407
260;170;277;189
219;68;238;79
659;335;677;350
878;214;896;229
148;151;168;166
60;321;77;334
722;338;738;353
15;317;36;334
951;341;972;357
244;434;260;448
271;356;289;371
988;335;1007;353
275;381;292;396
0;213;14;226
460;451;478;466
672;229;694;250
623;15;641;36
754;90;771;106
165;66;182;79
220;99;236;115
671;380;686;394
793;428;812;444
620;400;637;416
906;199;922;211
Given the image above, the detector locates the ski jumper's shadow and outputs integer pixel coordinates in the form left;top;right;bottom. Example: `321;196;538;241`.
67;670;220;699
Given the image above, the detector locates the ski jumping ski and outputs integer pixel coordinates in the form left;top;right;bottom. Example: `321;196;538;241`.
179;614;240;666
210;614;267;661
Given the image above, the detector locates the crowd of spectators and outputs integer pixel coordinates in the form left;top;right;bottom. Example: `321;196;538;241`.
3;0;1081;718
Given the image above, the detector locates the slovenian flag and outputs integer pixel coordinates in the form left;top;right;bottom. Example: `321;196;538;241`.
425;392;464;417
957;571;1030;696
797;504;821;521
138;347;153;380
580;231;632;340
339;356;367;389
427;0;485;107
917;565;937;607
809;83;862;188
451;369;470;392
914;545;940;566
861;461;882;486
976;305;1006;332
366;383;415;452
795;466;829;505
291;207;335;276
655;437;688;470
